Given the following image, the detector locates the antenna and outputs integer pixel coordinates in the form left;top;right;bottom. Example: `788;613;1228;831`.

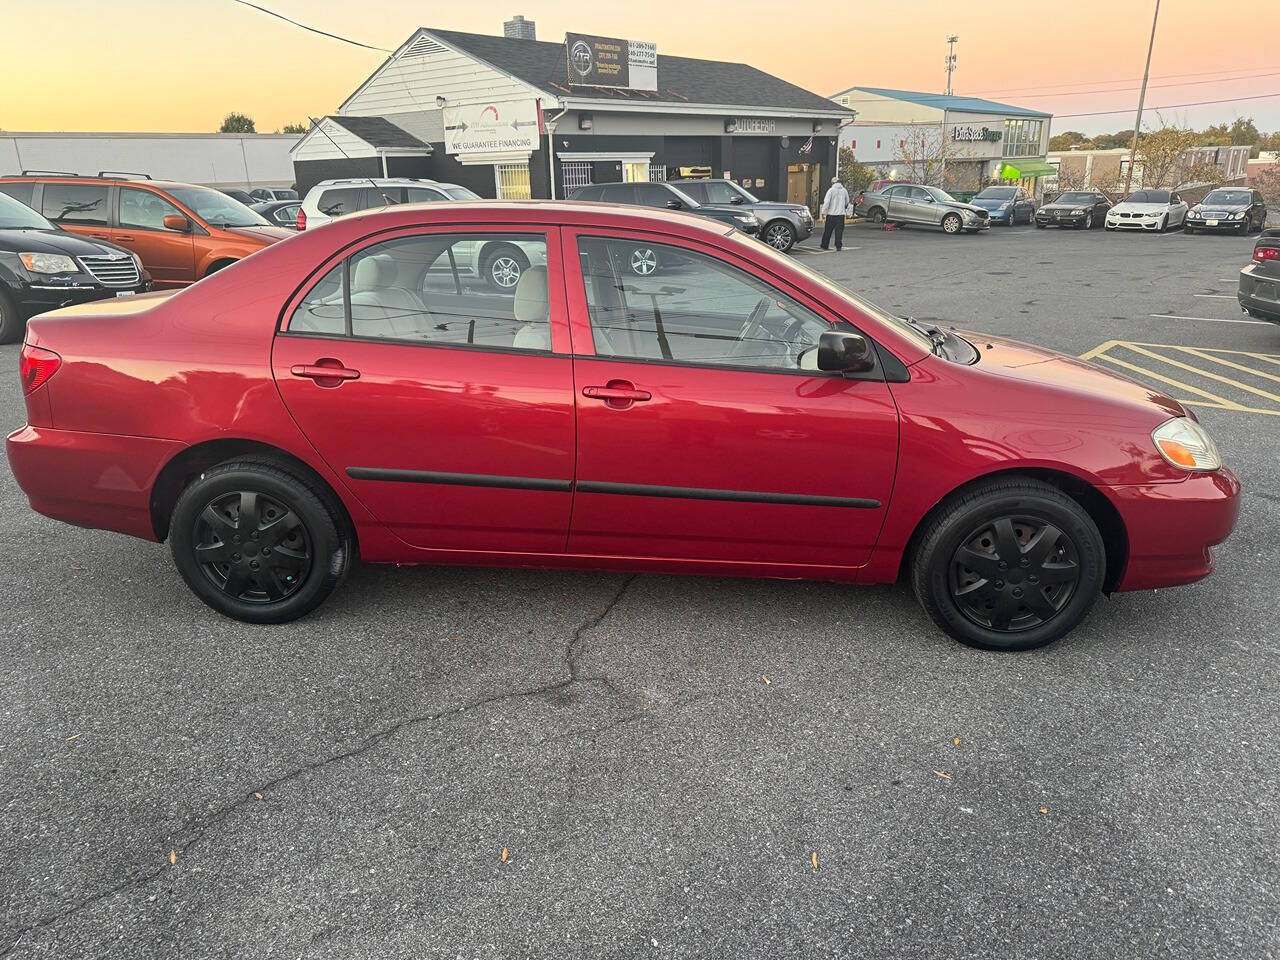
945;35;959;96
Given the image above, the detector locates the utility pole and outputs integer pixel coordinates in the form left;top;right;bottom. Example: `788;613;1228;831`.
944;36;959;96
1123;0;1161;196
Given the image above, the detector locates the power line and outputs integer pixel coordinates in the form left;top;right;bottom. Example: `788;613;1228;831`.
1014;69;1280;101
967;64;1280;96
230;0;391;52
1054;90;1280;120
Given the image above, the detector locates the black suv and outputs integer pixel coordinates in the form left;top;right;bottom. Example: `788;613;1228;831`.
0;187;151;343
670;178;813;251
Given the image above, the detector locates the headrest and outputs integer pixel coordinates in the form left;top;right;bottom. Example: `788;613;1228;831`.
352;254;393;293
512;265;549;324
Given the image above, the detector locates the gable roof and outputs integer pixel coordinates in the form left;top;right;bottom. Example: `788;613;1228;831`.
327;115;430;150
426;28;851;116
832;86;1051;119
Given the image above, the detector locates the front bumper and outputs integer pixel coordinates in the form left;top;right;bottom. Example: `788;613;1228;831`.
9;278;152;320
1106;215;1164;231
795;217;814;241
1238;265;1280;321
1186;216;1249;232
1106;468;1241;591
1036;213;1086;227
6;424;181;541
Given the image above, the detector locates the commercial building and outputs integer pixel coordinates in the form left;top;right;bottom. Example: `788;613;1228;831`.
292;26;851;208
830;87;1054;194
0;132;297;190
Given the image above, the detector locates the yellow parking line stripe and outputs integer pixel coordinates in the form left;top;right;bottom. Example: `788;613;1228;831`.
1078;339;1125;361
1119;342;1280;359
1093;354;1248;409
1168;346;1280;384
1121;343;1280;404
1241;352;1280;368
1184;400;1280;417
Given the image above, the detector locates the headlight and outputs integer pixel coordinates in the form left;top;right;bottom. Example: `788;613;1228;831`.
1152;417;1221;471
1070;208;1085;215
1000;202;1012;210
1228;211;1242;220
19;253;78;274
734;214;757;225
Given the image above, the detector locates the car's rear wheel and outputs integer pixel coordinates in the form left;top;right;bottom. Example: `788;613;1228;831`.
910;478;1105;651
941;213;963;235
169;460;349;623
481;244;529;291
868;207;886;224
763;220;797;252
0;288;22;344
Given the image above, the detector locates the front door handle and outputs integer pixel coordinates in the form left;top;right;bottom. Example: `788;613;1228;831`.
115;235;135;242
291;359;360;387
583;380;651;409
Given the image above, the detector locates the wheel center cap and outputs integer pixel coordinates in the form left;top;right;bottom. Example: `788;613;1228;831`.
1005;568;1025;585
244;545;258;557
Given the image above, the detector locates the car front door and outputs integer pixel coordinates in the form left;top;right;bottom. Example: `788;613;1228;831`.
115;186;196;285
272;226;576;555
562;229;900;569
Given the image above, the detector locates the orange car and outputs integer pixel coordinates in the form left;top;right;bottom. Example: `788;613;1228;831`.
0;173;293;287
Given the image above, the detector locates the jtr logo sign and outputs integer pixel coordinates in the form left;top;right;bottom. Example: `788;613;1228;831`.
952;126;1002;143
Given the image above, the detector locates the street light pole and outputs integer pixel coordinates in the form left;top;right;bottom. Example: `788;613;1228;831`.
1123;0;1161;196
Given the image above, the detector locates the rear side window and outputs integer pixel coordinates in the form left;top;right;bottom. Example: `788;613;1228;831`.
42;183;110;225
0;182;35;207
317;188;364;218
599;184;635;204
633;184;672;208
290;263;346;334
571;185;602;201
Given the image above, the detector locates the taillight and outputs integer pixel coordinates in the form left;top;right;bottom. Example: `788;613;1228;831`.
296;208;306;231
20;344;61;395
1253;245;1279;263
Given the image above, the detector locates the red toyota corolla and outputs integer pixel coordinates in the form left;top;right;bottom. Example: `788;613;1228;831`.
6;202;1239;650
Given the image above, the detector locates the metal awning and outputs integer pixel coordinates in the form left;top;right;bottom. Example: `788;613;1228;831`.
999;160;1056;179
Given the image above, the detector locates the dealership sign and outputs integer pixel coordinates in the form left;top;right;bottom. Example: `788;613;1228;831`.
443;99;542;156
952;125;1002;143
565;33;657;91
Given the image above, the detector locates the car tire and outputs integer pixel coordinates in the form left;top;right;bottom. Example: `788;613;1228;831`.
1034;220;1046;229
762;220;797;252
628;245;661;276
0;288;22;345
1083;212;1093;229
941;213;963;235
910;477;1105;651
868;207;886;224
1159;215;1169;233
481;244;530;291
1185;225;1197;235
169;460;350;624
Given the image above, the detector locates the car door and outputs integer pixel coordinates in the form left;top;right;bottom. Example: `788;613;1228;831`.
1170;193;1187;226
911;186;944;225
39;181;113;244
1016;190;1033;221
885;186;916;224
115;186;196;285
563;228;899;569
272;225;577;554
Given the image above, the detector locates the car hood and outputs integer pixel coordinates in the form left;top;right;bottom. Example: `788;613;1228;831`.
962;330;1186;421
743;201;810;214
1193;203;1249;214
1040;201;1092;211
1111;202;1172;214
0;227;133;258
944;201;989;215
223;225;294;243
969;197;1014;209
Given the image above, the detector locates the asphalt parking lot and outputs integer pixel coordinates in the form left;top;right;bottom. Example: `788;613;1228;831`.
2;223;1277;959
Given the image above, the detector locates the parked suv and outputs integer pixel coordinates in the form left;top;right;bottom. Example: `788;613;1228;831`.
0;173;293;287
669;178;813;251
298;178;482;231
0;188;151;342
568;181;760;274
251;187;298;203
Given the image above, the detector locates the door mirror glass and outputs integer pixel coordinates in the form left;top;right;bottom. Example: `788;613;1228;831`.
666;199;682;209
729;194;744;204
817;331;875;373
162;214;191;232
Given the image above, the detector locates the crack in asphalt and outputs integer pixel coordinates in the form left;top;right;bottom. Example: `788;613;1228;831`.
0;575;640;957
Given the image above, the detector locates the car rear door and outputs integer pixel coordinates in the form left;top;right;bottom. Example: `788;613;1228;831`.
39;181;114;243
115;186;195;285
272;224;577;554
562;227;899;569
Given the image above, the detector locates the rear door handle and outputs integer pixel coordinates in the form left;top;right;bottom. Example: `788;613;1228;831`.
291;360;360;386
582;380;651;409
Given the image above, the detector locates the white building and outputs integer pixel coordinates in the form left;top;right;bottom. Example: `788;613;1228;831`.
0;132;298;189
830;87;1054;194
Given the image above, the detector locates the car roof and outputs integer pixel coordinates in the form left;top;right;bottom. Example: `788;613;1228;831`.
0;174;208;191
311;177;441;188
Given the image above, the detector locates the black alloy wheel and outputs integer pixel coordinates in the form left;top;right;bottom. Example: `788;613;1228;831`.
0;289;21;344
169;460;350;623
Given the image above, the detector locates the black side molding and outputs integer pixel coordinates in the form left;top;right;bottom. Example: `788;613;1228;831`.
575;480;879;509
346;467;571;492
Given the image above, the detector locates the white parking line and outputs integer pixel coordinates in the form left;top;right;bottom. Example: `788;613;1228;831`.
1149;313;1270;326
1194;294;1237;299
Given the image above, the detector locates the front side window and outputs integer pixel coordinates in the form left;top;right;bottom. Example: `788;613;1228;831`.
673;182;707;204
288;232;551;352
576;237;834;372
634;184;675;208
166;185;269;227
119;187;185;231
41;184;110;225
0;182;36;208
703;181;750;204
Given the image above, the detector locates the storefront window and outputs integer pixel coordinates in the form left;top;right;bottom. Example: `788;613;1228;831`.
1003;119;1043;158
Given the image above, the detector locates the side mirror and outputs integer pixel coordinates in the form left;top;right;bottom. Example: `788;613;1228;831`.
666;199;682;209
817;330;876;374
163;214;191;232
729;195;744;204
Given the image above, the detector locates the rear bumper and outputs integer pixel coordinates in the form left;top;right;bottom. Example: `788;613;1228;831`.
1107;468;1241;591
6;425;181;541
1238;266;1280;320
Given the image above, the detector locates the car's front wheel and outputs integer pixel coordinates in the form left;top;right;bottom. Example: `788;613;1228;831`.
169;460;350;623
941;213;963;235
1083;212;1094;229
481;244;530;291
910;478;1105;651
0;288;22;344
762;220;797;252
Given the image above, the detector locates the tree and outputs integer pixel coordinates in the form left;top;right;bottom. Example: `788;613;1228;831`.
219;112;256;134
1252;162;1280;207
1090;130;1135;150
1049;130;1088;151
890;124;956;187
1136;121;1200;188
277;122;309;135
836;147;876;193
1258;130;1280;153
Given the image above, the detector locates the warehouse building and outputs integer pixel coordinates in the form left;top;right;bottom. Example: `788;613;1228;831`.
292;25;852;209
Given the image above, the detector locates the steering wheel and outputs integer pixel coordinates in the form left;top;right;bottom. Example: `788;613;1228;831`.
728;297;774;359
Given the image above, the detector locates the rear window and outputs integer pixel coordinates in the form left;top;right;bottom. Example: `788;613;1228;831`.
42;183;110;225
571;185;602;201
317;187;365;217
0;182;35;207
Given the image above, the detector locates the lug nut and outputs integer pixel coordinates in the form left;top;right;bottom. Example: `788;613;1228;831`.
1020;558;1029;567
994;580;1005;589
232;553;241;562
250;561;259;569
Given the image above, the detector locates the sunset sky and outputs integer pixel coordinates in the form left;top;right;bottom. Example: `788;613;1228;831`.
4;0;1280;137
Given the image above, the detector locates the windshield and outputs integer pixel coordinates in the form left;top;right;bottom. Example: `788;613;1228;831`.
1057;192;1098;204
924;186;958;203
168;186;270;227
1126;190;1170;204
975;187;1016;199
442;185;482;200
1202;190;1251;205
0;192;55;230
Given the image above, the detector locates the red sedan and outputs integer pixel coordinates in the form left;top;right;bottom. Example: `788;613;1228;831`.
6;202;1239;650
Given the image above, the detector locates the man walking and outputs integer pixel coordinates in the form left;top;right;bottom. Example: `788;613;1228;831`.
819;176;851;251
